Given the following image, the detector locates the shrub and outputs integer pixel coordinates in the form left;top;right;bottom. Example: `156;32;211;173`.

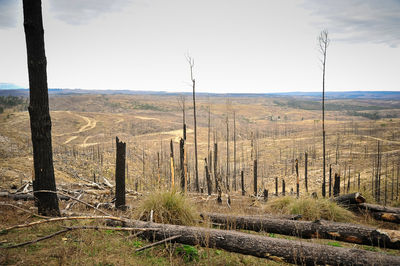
137;190;197;225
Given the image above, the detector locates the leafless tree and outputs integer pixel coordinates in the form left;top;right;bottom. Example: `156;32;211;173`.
319;30;330;198
23;0;60;216
187;55;199;192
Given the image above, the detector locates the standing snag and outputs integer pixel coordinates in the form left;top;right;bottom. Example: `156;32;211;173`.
187;55;199;192
115;137;126;210
319;30;330;198
23;0;60;216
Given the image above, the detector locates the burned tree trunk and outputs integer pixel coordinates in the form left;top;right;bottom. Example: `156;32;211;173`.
187;56;199;192
114;219;400;265
295;159;299;198
282;179;286;196
333;173;340;197
333;192;365;206
204;158;212;196
115;137;126;209
180;138;185;192
203;212;400;250
233;111;237;191
170;139;175;189
214;143;222;204
253;159;258;196
241;170;245;196
23;0;60;216
329;164;332;197
305;152;308;192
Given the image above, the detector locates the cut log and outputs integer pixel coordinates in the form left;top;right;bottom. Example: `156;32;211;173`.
109;219;400;265
333;192;365;205
202;212;400;249
371;212;400;224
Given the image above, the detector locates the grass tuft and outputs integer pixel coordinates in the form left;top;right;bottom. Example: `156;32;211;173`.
136;190;197;225
264;196;355;222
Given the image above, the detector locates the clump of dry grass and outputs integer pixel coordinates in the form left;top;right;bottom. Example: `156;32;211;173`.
136;190;197;225
264;196;355;222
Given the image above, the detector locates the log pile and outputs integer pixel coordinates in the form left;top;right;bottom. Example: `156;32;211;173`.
334;193;400;224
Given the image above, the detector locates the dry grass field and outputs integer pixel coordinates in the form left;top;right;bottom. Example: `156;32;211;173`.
1;92;400;265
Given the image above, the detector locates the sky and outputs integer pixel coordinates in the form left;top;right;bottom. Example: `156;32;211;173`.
0;0;399;93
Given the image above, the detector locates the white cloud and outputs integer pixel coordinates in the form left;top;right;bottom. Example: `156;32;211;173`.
0;0;20;28
303;0;400;47
49;0;135;25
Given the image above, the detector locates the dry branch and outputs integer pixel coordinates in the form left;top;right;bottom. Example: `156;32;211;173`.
135;234;181;252
2;216;126;232
0;202;49;219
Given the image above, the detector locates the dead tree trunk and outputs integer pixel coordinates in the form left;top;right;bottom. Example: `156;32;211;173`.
180;138;185;192
214;143;222;203
305;152;308;192
114;219;400;265
115;137;126;209
263;189;268;202
333;173;340;197
187;56;199;192
204;158;212;196
203;212;400;249
333;192;365;205
170;139;175;189
23;0;60;216
253;159;258;196
225;112;230;194
282;179;286;196
329;164;332;197
275;177;278;196
295;159;299;198
241;170;245;196
319;30;329;199
233;111;237;191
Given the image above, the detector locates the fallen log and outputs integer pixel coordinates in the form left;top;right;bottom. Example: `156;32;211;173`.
371;212;400;224
358;203;400;215
333;192;365;205
109;219;400;265
202;212;400;249
0;192;70;201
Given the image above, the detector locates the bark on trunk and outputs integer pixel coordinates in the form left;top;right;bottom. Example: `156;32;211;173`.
115;137;126;209
180;138;185;192
111;219;400;265
202;212;400;250
333;192;366;206
23;0;60;216
253;159;257;196
371;212;400;224
204;158;212;196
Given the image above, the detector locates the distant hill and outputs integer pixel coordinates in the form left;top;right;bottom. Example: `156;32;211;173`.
1;83;399;99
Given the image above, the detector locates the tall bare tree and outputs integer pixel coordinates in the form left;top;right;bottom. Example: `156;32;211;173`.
319;30;330;198
23;0;60;216
187;56;199;192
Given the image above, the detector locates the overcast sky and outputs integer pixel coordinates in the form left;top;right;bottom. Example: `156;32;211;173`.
1;0;399;93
